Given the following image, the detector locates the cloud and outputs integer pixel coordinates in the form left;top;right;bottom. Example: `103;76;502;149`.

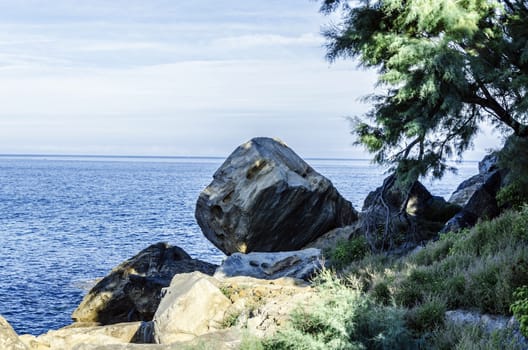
77;41;174;52
215;33;323;49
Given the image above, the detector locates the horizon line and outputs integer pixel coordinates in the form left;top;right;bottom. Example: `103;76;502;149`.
0;153;480;162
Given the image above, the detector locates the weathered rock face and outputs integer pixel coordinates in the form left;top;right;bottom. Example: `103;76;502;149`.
20;322;150;350
153;272;231;344
218;276;316;339
360;175;460;251
0;315;28;350
214;249;322;281
72;243;217;325
195;137;358;254
442;154;503;233
71;329;241;349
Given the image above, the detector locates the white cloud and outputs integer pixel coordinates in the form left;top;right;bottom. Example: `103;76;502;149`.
77;41;174;52
215;33;324;49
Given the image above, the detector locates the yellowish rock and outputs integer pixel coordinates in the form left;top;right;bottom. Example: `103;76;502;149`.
0;315;28;350
153;272;231;344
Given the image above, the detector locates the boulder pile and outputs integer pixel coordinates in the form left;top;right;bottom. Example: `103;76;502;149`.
5;137;523;349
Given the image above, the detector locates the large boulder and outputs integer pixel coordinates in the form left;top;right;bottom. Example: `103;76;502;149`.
360;175;460;251
0;315;28;350
152;272;231;344
195;137;358;254
72;243;217;325
214;248;322;281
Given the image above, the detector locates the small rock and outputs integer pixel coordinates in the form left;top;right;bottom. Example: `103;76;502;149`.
214;249;322;281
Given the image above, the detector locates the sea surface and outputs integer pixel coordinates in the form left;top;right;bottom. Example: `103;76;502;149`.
0;155;479;335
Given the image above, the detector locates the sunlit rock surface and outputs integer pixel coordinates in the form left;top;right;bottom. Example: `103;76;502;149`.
196;137;358;254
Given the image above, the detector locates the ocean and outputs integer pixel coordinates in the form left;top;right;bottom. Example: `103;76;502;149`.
0;155;478;335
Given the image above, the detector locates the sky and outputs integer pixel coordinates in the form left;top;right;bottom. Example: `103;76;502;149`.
0;0;501;159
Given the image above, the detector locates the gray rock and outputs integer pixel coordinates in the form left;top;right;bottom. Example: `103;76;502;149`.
214;248;322;281
195;137;358;254
445;310;528;348
478;153;499;174
0;315;28;350
72;243;217;325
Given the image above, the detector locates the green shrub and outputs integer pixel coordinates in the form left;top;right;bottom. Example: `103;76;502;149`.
240;332;265;350
497;182;528;210
442;275;466;309
497;135;528;210
405;297;446;335
394;268;441;307
330;236;369;269
425;322;524;350
220;309;241;328
372;281;391;305
264;271;415;350
412;239;454;266
510;286;528;337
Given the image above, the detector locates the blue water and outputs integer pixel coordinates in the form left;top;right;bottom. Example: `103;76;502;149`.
0;156;478;335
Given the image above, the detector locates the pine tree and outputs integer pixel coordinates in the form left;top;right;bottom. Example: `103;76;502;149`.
321;0;528;182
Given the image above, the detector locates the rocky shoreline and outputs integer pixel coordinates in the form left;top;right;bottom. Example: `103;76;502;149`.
1;137;525;349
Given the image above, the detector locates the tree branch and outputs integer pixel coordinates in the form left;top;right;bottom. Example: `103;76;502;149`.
464;92;528;137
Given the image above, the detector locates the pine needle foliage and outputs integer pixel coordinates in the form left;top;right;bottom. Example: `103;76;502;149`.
320;0;528;182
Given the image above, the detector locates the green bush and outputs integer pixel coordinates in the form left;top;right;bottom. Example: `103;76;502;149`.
405;297;446;335
497;182;528;210
497;136;528;210
372;281;391;305
264;271;415;350
425;322;524;350
510;286;528;337
411;239;454;266
442;275;466;309
330;236;369;269
394;268;441;307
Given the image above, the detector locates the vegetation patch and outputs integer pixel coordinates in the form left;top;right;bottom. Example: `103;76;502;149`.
235;206;528;349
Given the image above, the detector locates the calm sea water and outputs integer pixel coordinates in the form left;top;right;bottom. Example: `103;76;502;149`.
0;155;478;335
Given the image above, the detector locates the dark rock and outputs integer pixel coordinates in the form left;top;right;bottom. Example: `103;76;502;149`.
195;137;358;254
72;243;217;325
478;153;499;174
442;160;503;233
360;174;460;250
441;210;479;234
214;249;322;281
